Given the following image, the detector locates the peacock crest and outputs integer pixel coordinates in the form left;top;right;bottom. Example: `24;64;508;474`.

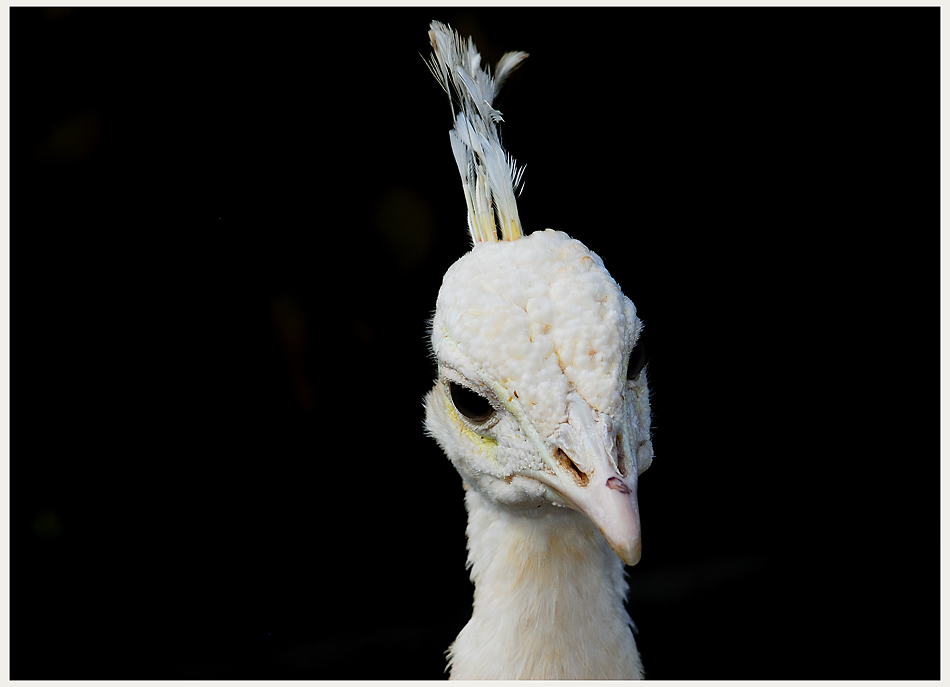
426;21;528;244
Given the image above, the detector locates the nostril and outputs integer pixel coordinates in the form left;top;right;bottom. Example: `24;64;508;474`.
606;476;631;495
554;448;590;487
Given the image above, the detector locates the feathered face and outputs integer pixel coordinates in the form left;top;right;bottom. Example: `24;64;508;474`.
425;229;652;565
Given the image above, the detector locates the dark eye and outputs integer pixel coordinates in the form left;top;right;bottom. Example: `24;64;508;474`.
627;336;647;382
449;381;494;423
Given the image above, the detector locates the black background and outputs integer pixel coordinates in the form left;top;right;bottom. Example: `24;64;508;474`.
14;6;937;680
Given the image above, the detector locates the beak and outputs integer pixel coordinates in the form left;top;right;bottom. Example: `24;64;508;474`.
557;470;642;566
538;392;642;565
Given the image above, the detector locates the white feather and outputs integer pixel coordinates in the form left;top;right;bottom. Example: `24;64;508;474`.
427;20;527;244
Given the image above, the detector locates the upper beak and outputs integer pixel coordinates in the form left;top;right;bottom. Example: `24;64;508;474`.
537;392;642;566
557;469;642;566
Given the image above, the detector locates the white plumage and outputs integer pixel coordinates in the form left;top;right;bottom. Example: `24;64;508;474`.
424;21;653;680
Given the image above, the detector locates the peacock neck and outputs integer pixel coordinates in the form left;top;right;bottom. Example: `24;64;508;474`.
447;487;644;680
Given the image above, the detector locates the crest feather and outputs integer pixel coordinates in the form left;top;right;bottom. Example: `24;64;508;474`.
427;21;528;244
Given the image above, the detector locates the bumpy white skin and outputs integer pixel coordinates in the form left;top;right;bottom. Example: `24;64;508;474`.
426;228;652;511
425;229;653;679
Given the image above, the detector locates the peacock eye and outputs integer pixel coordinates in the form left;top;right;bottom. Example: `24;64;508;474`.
627;336;646;382
449;381;495;423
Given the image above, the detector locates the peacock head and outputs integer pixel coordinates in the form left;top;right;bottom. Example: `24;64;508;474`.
423;21;652;566
425;228;652;565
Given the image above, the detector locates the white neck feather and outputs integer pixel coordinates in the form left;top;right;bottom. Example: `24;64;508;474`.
447;488;644;679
